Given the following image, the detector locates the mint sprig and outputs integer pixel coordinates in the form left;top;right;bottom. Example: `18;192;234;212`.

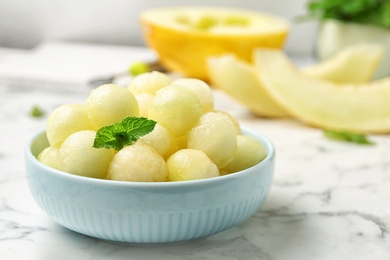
323;129;375;145
306;0;390;29
93;117;157;150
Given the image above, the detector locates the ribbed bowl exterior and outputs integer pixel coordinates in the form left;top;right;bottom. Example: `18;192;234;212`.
25;127;275;244
29;185;268;243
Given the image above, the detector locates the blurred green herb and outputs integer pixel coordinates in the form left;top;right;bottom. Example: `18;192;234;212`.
128;62;150;77
323;129;375;145
93;116;157;151
305;0;390;29
30;106;45;118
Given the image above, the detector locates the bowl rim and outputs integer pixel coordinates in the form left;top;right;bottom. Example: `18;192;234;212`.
25;125;275;188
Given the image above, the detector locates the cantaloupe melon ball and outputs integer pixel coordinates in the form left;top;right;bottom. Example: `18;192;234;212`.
37;147;60;170
187;112;237;168
58;130;116;179
171;78;214;113
167;149;219;181
128;71;172;95
223;135;267;173
46;104;93;148
85;84;139;130
107;143;168;182
148;85;203;137
138;123;173;157
135;93;155;117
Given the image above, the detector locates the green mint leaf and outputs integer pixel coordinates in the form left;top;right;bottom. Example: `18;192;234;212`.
30;106;45;118
93;116;157;150
323;129;375;145
128;62;150;77
305;0;390;29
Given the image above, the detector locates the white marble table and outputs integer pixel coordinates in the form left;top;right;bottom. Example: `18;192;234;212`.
1;44;390;260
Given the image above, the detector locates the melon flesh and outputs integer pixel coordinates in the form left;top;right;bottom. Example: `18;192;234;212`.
316;19;390;79
254;48;390;133
302;43;383;84
141;7;289;80
207;54;288;117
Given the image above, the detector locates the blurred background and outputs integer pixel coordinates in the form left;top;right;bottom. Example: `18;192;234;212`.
0;0;316;55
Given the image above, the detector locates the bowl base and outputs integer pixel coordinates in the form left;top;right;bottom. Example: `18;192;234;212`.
99;236;207;247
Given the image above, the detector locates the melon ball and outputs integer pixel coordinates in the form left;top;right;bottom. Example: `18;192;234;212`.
58;130;116;179
165;135;188;158
215;110;241;134
187;112;237;168
135;93;155;117
37;147;60;170
128;71;172;95
219;169;230;176
108;143;168;182
46;104;93;148
85;84;139;129
167;149;219;181
223;135;267;173
138;123;173;157
171;78;214;113
148;85;203;137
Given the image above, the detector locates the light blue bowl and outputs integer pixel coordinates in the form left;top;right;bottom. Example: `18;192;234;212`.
25;126;275;244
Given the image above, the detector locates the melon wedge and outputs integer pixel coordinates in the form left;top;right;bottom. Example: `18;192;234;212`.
302;43;383;84
207;54;288;117
254;48;390;133
316;19;390;79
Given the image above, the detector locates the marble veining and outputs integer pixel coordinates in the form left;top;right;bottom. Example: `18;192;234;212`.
1;48;390;260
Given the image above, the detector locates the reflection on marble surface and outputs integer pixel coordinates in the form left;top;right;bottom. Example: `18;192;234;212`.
1;66;390;259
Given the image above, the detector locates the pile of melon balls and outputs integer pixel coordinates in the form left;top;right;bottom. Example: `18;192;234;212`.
38;71;267;182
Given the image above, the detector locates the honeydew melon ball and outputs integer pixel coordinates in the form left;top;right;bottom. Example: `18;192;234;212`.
215;110;241;134
138;123;173;157
46;104;93;148
219;169;230;176
85;84;139;130
167;149;219;181
37;147;60;170
165;135;188;158
128;71;172;95
187;112;237;168
135;93;155;117
223;135;267;173
171;78;214;113
148;85;203;137
107;143;168;182
58;130;116;179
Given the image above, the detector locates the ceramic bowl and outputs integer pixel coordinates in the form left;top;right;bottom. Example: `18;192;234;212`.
25;126;275;244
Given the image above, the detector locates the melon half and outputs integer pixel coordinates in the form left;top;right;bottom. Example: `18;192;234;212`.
254;49;390;133
141;7;289;80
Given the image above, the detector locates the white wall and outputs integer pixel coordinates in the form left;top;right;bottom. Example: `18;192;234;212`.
0;0;317;55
